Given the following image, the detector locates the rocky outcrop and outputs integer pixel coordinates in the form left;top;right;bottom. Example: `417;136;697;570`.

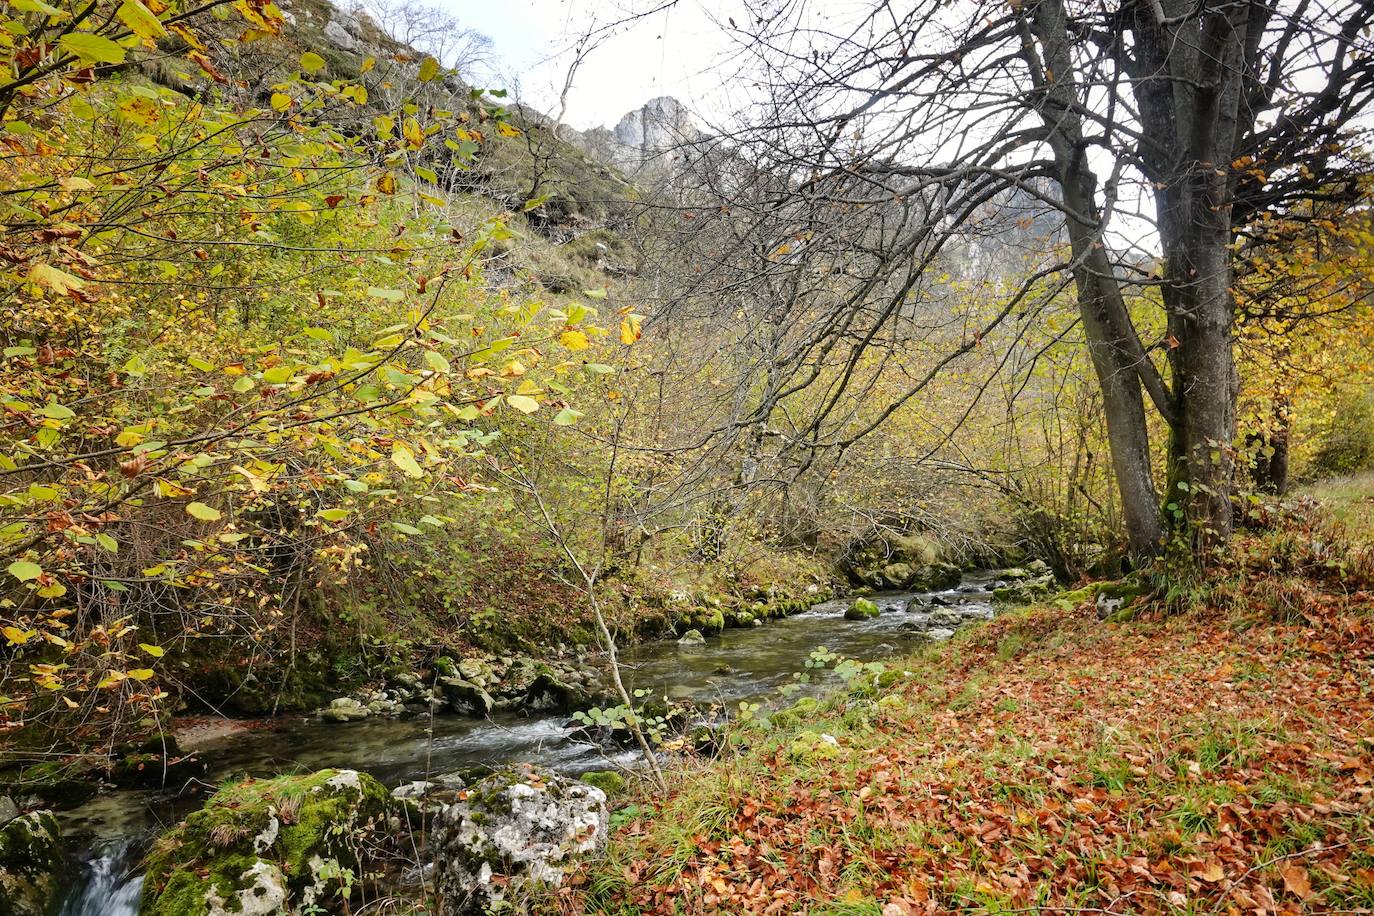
990;561;1056;604
575;97;705;173
0;806;63;916
431;765;608;914
845;532;962;591
140;769;395;916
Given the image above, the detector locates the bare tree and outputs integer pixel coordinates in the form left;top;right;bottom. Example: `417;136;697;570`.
614;0;1374;561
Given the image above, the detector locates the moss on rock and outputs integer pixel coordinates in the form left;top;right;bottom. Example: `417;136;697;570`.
675;606;726;637
140;769;393;916
845;598;880;620
579;770;627;796
0;810;63;916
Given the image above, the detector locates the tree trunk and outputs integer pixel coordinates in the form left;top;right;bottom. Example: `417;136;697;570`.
1023;0;1167;559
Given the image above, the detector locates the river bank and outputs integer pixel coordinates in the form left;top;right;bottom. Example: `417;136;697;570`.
21;561;1036;915
568;512;1374;914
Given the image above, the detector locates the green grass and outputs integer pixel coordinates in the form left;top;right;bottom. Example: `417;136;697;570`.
1308;470;1374;537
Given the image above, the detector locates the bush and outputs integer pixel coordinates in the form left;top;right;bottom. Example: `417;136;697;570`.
1309;391;1374;477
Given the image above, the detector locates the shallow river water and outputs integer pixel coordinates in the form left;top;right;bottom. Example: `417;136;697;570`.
58;574;999;915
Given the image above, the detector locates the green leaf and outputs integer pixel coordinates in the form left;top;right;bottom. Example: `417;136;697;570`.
391;522;423;535
96;532;119;553
7;561;42;582
423;350;451;374
367;287;404;301
418;56;440;82
187;356;214;372
584;363;615;375
39;402;75;420
553;407;583;426
262;365;294;384
300;51;326;74
185;502;221;522
317;507;350;522
391;443;423;478
59;33;127;64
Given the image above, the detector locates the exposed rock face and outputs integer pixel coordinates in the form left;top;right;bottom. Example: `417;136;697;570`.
431;765;608;914
0;808;63;916
576;97;704;173
140;769;394;916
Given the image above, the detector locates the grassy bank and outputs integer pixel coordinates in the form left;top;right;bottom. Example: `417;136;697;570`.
570;501;1374;914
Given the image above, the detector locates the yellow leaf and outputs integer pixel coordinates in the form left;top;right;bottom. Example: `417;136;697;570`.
376;172;397;195
139;643;165;657
128;668;156;681
29;263;86;296
559;330;590;351
2;626;33;646
620;314;643;345
418;56;439;81
507;395;539;414
271;92;292;112
403;118;424;149
118;0;167;41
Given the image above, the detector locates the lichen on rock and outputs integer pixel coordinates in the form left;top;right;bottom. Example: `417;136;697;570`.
431;764;608;914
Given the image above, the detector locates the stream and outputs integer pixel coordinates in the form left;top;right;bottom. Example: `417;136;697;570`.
57;573;1001;915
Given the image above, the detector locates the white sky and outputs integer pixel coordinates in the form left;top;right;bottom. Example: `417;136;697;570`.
437;0;746;130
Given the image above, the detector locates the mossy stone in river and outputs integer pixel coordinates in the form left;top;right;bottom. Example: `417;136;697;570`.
140;768;393;916
677;629;706;646
0;809;63;916
845;598;880;620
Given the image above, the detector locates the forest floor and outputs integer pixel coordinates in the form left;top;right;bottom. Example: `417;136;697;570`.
570;489;1374;914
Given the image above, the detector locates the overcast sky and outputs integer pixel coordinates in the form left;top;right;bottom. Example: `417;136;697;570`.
440;0;744;130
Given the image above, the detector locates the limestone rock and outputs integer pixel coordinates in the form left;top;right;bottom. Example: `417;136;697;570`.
431;765;608;914
321;696;369;722
441;678;495;717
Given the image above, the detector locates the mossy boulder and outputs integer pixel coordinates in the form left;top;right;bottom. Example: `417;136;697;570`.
139;769;394;916
0;809;63;916
677;629;706;646
108;735;206;791
845;598;880;620
0;760;97;809
674;606;725;637
788;730;844;762
524;670;592;714
724;608;756;628
440;678;495;717
993;576;1054;605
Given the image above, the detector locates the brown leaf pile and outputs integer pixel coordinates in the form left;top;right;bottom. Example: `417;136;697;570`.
571;574;1374;914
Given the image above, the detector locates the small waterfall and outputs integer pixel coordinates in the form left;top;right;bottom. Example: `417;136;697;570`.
61;841;143;916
